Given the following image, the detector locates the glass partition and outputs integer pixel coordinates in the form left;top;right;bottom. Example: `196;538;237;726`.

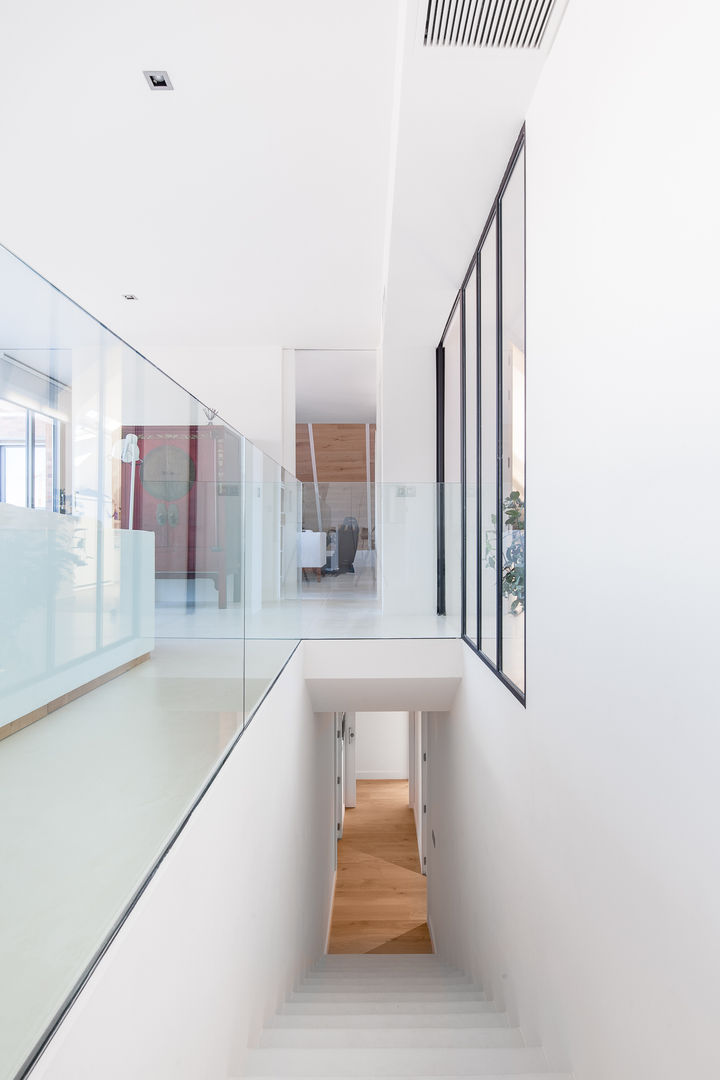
295;482;459;638
0;239;462;1080
436;130;525;703
479;218;498;664
441;303;463;622
0;244;255;1080
499;146;526;694
463;269;478;648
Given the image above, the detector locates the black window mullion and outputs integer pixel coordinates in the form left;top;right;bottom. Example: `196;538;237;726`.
436;343;446;615
460;288;467;640
495;196;504;676
475;249;482;655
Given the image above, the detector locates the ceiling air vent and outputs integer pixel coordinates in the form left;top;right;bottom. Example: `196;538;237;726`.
424;0;557;48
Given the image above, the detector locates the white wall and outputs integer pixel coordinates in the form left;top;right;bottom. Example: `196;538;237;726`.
427;2;720;1079
355;711;409;779
31;647;335;1080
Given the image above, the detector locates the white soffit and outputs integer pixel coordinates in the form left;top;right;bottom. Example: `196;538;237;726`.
382;0;568;353
295;350;377;424
303;639;463;711
0;0;400;351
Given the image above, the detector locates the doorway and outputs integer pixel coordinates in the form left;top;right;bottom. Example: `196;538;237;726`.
328;710;431;954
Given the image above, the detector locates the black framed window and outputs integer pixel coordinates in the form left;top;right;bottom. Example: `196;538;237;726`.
437;128;526;704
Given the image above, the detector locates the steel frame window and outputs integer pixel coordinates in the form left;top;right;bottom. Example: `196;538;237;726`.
436;127;526;705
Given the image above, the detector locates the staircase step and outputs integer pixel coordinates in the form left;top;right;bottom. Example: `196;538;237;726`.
308;972;468;980
300;977;478;992
289;990;486;1004
269;1012;510;1029
259;1026;524;1049
243;1046;549;1075
315;957;450;969
316;955;448;966
279;1000;501;1016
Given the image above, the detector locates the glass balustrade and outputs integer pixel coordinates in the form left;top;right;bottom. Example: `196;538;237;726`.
0;239;461;1080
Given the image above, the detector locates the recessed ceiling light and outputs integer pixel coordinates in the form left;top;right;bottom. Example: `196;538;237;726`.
123;294;138;301
143;70;173;91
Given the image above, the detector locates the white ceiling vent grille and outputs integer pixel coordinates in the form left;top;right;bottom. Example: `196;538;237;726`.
424;0;557;48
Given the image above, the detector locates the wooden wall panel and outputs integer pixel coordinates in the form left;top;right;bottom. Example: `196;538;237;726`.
295;424;313;482
295;423;376;483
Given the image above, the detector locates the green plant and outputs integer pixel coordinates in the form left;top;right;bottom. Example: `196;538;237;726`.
484;490;525;615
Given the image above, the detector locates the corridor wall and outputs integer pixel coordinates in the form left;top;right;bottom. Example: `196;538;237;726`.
426;0;720;1077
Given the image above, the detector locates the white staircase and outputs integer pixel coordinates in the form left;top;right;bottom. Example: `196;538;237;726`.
241;954;572;1079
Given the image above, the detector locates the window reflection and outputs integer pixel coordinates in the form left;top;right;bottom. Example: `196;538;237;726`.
500;147;525;694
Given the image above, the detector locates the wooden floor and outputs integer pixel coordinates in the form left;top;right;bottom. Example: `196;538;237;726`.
327;779;432;954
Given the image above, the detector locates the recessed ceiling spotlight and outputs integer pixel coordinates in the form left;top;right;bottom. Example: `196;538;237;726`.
143;70;173;91
123;294;138;301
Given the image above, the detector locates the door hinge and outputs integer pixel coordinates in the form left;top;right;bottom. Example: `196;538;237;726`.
423;855;427;865
423;752;427;762
337;777;341;785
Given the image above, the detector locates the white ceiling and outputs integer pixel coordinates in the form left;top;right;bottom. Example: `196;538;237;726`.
295;350;376;423
0;0;567;375
0;0;399;351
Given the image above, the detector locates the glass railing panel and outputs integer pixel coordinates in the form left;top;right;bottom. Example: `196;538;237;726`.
243;442;301;723
295;482;461;638
0;234;463;1080
0;516;156;1080
0;244;255;1080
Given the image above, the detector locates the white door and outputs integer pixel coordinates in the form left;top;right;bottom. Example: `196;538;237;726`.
344;712;356;808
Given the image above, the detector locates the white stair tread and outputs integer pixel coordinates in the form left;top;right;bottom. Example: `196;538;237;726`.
300;979;479;992
279;1000;500;1015
315;958;454;970
307;972;468;981
316;957;448;964
307;974;470;984
259;1027;524;1049
244;1047;549;1075
316;959;452;969
289;990;486;1003
242;1075;572;1080
268;1012;510;1029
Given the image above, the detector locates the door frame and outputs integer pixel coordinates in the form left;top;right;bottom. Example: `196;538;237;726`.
334;712;345;868
344;712;356;809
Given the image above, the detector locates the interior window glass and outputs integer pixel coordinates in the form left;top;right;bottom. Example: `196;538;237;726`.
499;148;525;693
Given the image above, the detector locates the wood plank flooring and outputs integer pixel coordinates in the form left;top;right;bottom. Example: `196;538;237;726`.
328;779;432;954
